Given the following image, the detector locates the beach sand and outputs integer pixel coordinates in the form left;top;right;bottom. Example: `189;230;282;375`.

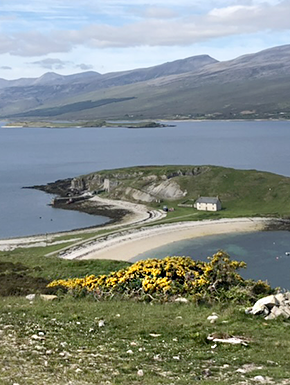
0;194;271;261
72;218;270;262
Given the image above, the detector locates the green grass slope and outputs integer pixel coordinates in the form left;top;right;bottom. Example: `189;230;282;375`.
78;165;290;219
1;246;290;384
6;74;290;120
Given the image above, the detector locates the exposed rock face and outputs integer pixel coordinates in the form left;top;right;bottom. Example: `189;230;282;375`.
69;168;193;203
246;292;290;320
71;177;86;192
144;179;186;200
124;188;156;203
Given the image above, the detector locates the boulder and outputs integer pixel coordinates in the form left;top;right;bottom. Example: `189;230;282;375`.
247;292;290;320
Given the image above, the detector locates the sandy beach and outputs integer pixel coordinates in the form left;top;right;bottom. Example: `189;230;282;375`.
0;196;166;252
0;195;272;260
60;217;270;262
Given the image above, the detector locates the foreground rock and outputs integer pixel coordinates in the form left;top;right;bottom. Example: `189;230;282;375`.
246;292;290;320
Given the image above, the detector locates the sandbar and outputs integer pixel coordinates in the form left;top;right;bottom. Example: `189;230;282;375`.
64;217;270;262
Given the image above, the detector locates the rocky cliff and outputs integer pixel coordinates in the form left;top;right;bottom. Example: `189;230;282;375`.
69;166;209;203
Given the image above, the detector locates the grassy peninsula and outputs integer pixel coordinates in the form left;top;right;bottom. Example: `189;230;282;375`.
47;165;290;221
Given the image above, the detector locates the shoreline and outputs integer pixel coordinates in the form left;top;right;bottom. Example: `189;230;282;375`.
59;217;273;262
1;193;289;260
0;196;166;251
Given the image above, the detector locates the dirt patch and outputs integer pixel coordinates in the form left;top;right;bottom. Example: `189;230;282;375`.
0;262;57;296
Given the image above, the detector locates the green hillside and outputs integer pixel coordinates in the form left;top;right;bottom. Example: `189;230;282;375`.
2;44;290;120
8;76;290;121
70;165;290;220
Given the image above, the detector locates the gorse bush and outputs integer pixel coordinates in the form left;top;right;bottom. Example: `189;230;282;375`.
48;251;273;303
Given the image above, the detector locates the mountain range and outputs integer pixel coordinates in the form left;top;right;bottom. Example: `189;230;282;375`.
1;44;290;120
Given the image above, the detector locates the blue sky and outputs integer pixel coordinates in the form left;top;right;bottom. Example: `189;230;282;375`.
0;0;289;79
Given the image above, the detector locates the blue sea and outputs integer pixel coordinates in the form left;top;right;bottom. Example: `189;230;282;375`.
1;120;290;286
1;120;290;239
134;230;290;290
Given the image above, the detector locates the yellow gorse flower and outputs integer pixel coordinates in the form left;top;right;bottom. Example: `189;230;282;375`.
48;251;248;298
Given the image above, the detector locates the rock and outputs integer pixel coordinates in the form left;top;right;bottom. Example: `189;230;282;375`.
251;295;278;315
40;294;58;301
149;333;161;337
98;320;105;327
253;375;267;382
207;313;219;323
274;293;287;305
31;334;45;341
207;335;248;346
175;297;188;303
236;363;263;373
137;369;144;376
202;368;212;378
247;292;290;320
26;294;36;301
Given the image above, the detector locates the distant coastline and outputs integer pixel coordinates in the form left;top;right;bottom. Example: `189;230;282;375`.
2;118;290;129
1;120;174;129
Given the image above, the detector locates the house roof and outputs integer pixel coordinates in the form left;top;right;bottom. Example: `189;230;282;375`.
195;197;220;204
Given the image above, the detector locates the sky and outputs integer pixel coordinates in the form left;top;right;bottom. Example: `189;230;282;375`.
0;0;289;80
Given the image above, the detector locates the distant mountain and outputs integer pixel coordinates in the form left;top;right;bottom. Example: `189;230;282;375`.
1;45;290;120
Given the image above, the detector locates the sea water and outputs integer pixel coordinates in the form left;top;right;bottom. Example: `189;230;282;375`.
134;230;290;290
1;120;290;238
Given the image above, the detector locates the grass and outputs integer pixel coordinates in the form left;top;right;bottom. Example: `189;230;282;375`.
5;70;290;121
78;165;290;220
1;295;290;384
1;246;290;384
1;165;290;383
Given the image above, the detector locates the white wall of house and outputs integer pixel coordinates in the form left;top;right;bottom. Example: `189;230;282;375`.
195;199;222;211
196;202;218;211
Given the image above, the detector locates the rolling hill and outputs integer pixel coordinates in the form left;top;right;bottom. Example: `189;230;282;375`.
1;45;290;120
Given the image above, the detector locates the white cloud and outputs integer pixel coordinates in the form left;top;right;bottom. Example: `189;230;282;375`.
0;0;288;57
209;5;257;17
133;7;179;19
31;58;70;70
0;0;289;79
76;63;94;70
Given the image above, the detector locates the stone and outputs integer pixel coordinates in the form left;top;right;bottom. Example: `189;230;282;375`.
207;313;219;323
280;306;290;317
247;293;290;320
207;335;248;346
251;295;278;314
98;320;105;327
274;293;287;305
253;375;267;382
175;297;189;303
26;294;36;301
40;294;58;301
202;368;212;377
137;369;144;376
283;292;290;301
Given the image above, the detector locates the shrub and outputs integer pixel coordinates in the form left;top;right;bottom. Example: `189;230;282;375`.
47;251;271;303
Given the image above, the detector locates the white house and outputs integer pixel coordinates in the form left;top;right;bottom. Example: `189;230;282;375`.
194;197;222;212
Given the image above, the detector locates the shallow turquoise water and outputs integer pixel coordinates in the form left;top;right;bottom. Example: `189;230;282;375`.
133;230;290;290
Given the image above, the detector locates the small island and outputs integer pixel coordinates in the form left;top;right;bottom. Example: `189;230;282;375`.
2;120;174;129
